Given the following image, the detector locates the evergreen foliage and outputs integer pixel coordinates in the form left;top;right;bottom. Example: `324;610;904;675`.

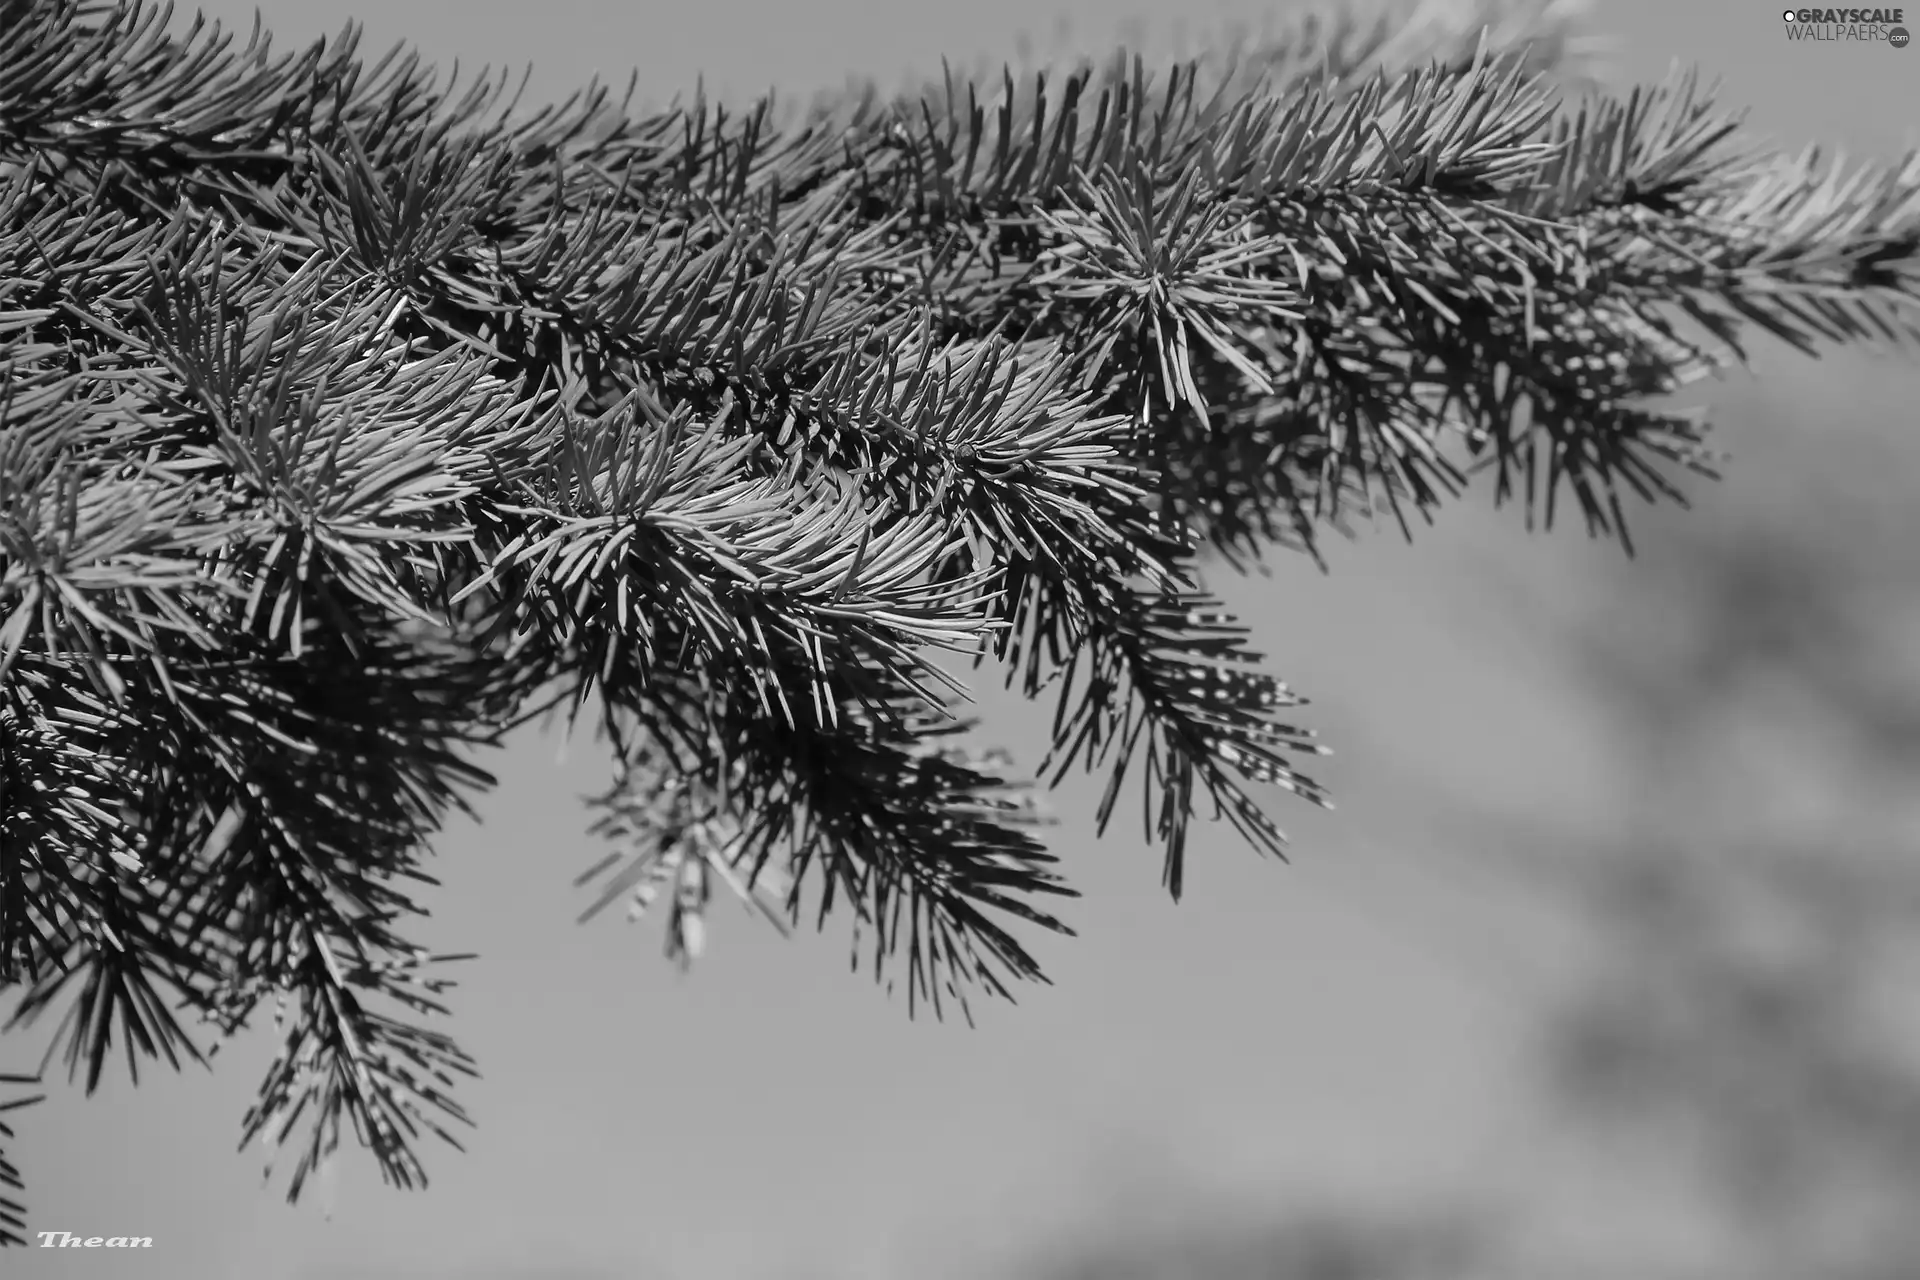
0;0;1915;1230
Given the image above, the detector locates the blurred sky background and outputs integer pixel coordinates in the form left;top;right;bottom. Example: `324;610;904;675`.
5;1;1920;1278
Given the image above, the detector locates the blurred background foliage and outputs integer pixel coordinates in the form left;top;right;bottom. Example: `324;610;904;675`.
981;344;1920;1278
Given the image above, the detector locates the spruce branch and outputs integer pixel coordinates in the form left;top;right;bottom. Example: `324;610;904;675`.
0;1073;42;1249
578;677;1073;1023
2;0;1917;1228
231;939;478;1203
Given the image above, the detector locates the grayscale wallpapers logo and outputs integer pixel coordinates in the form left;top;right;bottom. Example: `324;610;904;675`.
1782;7;1910;44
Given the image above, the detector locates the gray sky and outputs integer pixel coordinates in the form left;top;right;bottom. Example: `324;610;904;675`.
5;2;1916;1278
